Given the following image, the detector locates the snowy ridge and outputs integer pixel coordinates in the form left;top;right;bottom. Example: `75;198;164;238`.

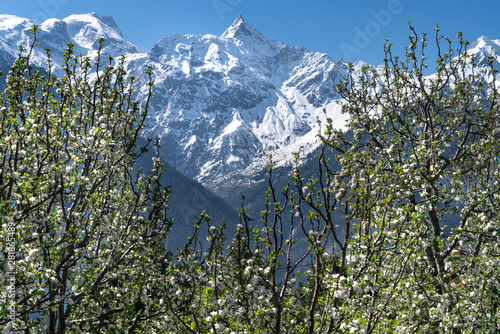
129;16;353;187
0;13;498;193
469;36;500;58
0;13;139;72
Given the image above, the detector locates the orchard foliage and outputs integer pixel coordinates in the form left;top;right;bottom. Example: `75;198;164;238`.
0;28;171;333
317;25;500;332
1;25;500;334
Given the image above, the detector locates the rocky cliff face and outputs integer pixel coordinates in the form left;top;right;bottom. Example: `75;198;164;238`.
127;15;353;189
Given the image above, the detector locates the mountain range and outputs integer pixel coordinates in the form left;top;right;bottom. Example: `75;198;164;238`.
1;12;499;236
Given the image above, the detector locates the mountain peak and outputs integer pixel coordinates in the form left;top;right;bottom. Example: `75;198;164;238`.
469;35;500;57
221;15;264;39
63;13;123;38
61;12;139;52
0;14;33;30
234;14;245;25
89;12;120;33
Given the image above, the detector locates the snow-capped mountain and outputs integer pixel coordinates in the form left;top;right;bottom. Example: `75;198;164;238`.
0;13;353;191
0;13;139;73
465;36;500;83
127;15;353;189
0;13;499;199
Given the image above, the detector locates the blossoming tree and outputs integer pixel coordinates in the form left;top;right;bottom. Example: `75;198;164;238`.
307;25;500;333
0;28;171;333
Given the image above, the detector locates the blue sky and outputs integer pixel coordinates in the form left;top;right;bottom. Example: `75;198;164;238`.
2;0;499;65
